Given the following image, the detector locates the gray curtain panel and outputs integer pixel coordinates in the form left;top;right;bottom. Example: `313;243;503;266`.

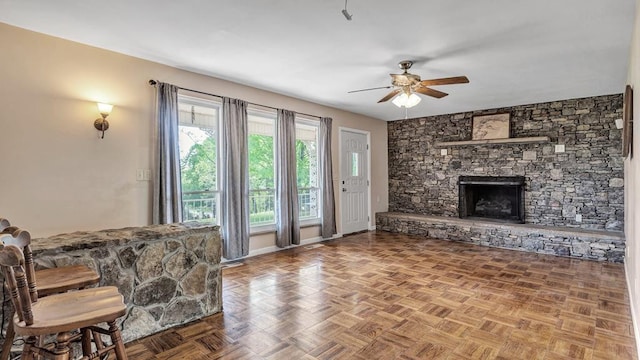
319;117;337;239
221;98;250;259
275;109;300;247
153;82;183;224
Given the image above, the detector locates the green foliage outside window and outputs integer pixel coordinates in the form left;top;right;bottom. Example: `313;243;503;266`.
180;129;317;224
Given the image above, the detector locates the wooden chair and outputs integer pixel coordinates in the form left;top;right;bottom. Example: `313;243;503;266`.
0;242;128;360
0;223;101;360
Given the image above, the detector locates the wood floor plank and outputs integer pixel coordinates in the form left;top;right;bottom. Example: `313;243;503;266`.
125;231;637;359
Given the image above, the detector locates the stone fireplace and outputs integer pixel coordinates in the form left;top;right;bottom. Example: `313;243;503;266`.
387;94;624;231
380;94;626;262
458;176;525;223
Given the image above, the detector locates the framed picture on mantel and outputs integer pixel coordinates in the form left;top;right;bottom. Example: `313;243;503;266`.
472;113;510;140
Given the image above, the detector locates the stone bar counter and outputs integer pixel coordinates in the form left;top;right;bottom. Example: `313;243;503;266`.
1;223;222;343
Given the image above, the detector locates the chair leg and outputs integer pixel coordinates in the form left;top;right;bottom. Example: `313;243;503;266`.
93;329;105;350
0;312;15;360
50;332;72;360
81;328;92;356
107;321;127;360
20;336;36;360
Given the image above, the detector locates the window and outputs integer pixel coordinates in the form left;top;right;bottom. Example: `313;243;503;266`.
176;97;322;228
296;119;320;221
248;109;276;226
178;95;220;224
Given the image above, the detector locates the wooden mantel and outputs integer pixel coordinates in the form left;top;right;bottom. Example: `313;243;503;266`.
434;136;550;148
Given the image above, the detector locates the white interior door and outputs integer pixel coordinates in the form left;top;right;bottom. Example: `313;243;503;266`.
340;129;369;234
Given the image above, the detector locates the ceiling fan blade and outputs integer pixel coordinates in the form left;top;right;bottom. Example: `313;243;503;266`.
348;85;393;94
377;89;402;103
415;86;448;98
420;76;469;86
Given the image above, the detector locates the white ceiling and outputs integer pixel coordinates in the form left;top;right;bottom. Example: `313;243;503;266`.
0;0;635;121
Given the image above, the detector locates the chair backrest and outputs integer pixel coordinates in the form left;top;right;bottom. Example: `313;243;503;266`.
0;244;34;325
0;218;10;231
0;227;37;302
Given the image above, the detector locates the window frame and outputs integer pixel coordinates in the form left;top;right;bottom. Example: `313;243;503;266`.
295;116;322;226
247;106;278;233
177;94;222;225
174;95;323;232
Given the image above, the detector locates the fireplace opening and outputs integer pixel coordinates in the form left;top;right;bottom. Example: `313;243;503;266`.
458;176;525;223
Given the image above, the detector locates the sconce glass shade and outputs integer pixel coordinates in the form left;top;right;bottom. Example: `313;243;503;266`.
97;103;113;116
392;93;421;108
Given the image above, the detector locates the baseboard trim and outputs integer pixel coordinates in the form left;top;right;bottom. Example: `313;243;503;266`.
624;261;640;360
241;236;327;259
221;234;344;263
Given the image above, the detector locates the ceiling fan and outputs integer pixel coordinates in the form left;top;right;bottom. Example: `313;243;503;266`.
349;60;469;108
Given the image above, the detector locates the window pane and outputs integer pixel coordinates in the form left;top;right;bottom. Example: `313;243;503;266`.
248;111;276;226
351;153;359;177
296;122;319;219
178;97;219;224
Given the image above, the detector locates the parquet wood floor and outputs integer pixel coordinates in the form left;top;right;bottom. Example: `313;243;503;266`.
123;231;637;359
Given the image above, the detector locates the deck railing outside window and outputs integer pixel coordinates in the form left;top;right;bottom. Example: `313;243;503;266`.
182;190;220;223
182;188;319;225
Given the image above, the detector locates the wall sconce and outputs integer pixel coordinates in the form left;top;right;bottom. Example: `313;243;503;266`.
94;103;113;139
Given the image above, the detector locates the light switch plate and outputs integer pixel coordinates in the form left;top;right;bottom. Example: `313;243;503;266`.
555;144;565;153
137;169;151;181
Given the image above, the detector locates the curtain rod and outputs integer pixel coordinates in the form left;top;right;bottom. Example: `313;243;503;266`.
148;79;322;119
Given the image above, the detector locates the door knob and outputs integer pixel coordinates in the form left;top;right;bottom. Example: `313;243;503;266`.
342;188;347;192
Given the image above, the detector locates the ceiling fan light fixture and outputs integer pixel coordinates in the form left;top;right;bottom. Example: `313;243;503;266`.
393;93;421;108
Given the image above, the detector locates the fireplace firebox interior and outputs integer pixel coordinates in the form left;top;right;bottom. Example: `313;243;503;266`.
458;176;525;223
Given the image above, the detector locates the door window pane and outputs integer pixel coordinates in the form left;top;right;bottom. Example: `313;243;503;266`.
351;153;359;177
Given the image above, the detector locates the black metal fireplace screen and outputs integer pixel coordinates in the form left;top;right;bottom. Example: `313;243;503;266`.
458;176;525;223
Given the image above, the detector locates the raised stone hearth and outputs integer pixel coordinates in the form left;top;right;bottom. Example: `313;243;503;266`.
376;212;625;262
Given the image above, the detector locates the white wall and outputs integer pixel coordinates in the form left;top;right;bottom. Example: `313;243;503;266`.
0;23;389;250
626;0;640;356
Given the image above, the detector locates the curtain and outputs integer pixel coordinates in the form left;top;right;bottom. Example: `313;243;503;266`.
221;98;250;259
275;109;300;247
153;82;182;224
319;117;337;239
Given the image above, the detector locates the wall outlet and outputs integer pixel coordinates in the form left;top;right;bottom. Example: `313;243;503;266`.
441;149;448;156
555;144;565;153
575;214;582;222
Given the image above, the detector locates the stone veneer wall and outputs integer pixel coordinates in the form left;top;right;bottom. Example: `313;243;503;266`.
1;223;222;344
388;94;624;231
